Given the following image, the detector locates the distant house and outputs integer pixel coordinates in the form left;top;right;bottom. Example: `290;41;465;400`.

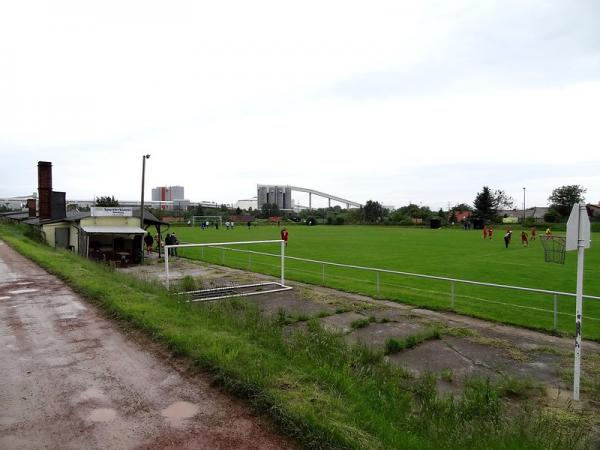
453;211;472;222
498;207;549;223
587;203;600;221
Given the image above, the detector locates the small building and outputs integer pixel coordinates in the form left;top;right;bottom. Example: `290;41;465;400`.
8;161;169;265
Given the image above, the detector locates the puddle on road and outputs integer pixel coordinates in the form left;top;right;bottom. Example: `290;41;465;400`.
88;408;117;422
160;401;199;420
0;296;11;300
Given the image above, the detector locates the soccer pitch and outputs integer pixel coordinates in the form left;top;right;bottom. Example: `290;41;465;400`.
168;225;600;340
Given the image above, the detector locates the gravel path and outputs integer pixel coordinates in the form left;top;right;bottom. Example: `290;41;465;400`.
0;240;294;450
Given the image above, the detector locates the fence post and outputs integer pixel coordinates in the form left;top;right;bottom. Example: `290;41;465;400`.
281;240;285;286
248;254;252;270
554;294;558;330
201;247;204;258
322;263;325;283
450;281;455;308
376;271;380;294
165;248;170;290
222;248;225;264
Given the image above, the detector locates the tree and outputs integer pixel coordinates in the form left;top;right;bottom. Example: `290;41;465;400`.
95;196;119;207
364;200;385;223
260;202;281;218
548;185;586;218
473;186;513;221
451;203;473;212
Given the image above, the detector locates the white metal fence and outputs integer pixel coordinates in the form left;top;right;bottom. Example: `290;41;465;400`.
174;243;600;331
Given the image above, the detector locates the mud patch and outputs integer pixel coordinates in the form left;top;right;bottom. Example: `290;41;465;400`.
88;408;117;422
161;401;199;420
0;416;19;426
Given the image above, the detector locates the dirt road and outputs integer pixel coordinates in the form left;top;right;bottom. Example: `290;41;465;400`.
0;240;294;450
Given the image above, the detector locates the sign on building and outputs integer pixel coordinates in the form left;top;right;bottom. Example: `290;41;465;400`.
91;207;133;217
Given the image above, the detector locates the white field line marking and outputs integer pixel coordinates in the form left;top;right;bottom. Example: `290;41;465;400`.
8;288;39;294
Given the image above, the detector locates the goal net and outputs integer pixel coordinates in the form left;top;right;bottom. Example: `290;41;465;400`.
192;216;223;227
164;239;291;301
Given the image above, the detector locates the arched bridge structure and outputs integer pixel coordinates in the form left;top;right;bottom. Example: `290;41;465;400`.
289;186;362;209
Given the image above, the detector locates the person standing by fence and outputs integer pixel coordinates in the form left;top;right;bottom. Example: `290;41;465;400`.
144;233;154;256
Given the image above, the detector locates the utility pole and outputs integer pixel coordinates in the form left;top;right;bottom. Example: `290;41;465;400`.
140;154;150;264
522;187;526;223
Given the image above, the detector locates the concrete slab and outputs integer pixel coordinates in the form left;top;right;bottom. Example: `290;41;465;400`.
365;307;414;323
388;338;497;382
318;312;367;333
444;336;562;386
345;322;429;350
244;294;337;319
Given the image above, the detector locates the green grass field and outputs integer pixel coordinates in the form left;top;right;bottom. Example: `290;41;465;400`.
167;224;600;340
1;223;589;449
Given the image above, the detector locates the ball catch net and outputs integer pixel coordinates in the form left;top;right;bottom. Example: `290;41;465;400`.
541;236;566;264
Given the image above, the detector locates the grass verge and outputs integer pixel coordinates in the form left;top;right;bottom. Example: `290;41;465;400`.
0;224;592;450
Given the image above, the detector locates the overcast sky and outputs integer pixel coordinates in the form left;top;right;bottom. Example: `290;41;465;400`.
1;0;599;210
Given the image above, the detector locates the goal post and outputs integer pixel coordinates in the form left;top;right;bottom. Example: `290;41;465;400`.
192;216;223;227
164;239;290;301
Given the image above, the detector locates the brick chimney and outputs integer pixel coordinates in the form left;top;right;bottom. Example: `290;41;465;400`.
26;199;37;218
38;161;52;220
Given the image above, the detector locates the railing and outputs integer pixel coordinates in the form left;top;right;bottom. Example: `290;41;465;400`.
175;243;600;335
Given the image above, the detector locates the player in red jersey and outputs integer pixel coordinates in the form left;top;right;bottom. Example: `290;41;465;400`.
280;228;289;247
521;231;529;247
530;226;537;241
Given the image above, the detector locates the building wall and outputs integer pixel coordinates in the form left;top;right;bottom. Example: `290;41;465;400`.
40;222;69;248
41;216;142;252
152;186;184;201
257;185;292;210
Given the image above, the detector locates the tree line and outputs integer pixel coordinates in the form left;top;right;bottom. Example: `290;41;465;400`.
91;184;587;225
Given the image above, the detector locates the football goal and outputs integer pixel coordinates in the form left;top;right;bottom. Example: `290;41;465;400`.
164;239;291;301
192;215;223;227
